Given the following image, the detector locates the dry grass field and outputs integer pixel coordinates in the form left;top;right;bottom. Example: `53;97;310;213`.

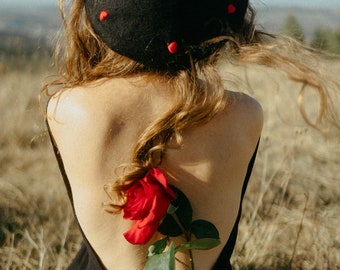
0;59;339;270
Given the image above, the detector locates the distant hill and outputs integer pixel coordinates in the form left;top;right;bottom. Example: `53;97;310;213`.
256;6;340;40
0;7;59;45
0;6;59;58
0;5;339;57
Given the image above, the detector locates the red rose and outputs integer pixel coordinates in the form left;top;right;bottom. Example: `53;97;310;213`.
123;168;176;244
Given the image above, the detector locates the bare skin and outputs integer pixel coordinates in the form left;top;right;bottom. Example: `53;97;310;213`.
47;75;263;270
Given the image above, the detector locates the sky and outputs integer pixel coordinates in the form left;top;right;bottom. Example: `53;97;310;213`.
1;0;340;8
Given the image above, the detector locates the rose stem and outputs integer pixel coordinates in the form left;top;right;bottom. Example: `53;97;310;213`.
170;213;195;270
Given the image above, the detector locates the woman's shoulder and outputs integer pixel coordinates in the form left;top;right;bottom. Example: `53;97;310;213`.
45;82;129;189
47;87;90;120
47;86;97;137
222;90;263;140
46;79;129;130
46;83;120;161
226;90;263;118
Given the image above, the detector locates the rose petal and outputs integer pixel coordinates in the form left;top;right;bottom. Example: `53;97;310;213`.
148;168;176;199
122;168;176;244
124;186;171;244
123;182;148;220
123;213;158;244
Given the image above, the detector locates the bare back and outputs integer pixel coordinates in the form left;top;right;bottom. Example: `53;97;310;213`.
47;76;263;269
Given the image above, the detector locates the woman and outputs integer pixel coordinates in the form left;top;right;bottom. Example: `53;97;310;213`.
43;0;338;269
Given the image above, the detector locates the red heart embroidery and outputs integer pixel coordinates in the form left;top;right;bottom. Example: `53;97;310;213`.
227;4;237;14
99;10;109;21
167;42;178;54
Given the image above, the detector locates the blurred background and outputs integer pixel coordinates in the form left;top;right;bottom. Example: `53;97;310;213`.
1;0;340;66
0;1;339;269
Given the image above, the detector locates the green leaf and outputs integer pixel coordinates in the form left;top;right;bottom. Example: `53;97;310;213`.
158;186;193;236
191;219;220;239
175;238;221;252
144;243;175;270
147;237;169;257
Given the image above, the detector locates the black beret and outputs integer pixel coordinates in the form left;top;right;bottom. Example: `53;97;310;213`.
85;0;249;71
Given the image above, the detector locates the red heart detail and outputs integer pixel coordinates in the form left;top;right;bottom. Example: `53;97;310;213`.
227;4;237;14
99;10;109;21
167;42;178;54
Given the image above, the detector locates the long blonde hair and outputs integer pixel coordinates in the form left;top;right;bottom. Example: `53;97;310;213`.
42;0;339;209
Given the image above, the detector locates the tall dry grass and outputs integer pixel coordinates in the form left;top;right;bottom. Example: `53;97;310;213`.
0;60;339;269
0;63;81;270
219;62;340;270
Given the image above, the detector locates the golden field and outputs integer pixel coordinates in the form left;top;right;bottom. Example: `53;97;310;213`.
0;59;339;270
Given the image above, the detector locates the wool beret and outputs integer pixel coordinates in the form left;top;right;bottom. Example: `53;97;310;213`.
85;0;249;71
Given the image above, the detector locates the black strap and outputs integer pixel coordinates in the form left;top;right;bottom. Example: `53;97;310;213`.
212;140;259;270
46;121;105;270
47;122;74;209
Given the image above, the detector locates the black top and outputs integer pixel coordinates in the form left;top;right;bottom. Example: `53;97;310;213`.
47;124;259;270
